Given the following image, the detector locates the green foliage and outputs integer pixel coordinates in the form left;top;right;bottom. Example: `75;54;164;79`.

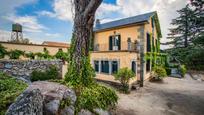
151;66;167;80
60;98;71;109
35;48;53;59
114;68;135;93
55;49;68;61
0;72;27;114
9;49;24;59
0;44;7;59
25;52;35;59
31;65;59;81
179;65;187;77
165;68;171;76
43;48;51;59
164;1;204;71
65;35;95;88
75;84;118;113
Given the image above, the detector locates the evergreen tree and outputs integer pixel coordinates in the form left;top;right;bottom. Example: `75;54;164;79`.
167;5;194;48
190;0;204;45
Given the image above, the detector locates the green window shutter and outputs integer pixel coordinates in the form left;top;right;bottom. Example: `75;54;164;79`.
109;36;113;50
118;35;121;50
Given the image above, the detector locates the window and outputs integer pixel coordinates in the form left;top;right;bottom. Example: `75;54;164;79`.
109;35;121;51
146;33;151;52
152;37;154;52
146;60;151;72
112;61;118;74
131;61;136;73
101;61;109;74
151;17;154;28
94;61;99;72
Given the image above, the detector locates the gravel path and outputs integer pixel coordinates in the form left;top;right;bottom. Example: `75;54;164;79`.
112;74;204;115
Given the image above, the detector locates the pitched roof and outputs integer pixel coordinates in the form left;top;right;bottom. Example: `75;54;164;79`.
42;41;70;48
94;11;156;32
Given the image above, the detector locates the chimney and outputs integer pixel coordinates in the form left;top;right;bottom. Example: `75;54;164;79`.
95;19;100;28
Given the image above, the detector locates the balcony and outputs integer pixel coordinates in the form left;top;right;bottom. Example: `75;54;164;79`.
93;41;139;52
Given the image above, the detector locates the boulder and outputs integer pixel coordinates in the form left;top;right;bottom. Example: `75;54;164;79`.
28;81;77;115
6;89;43;115
78;109;93;115
6;81;110;115
94;108;110;115
60;105;75;115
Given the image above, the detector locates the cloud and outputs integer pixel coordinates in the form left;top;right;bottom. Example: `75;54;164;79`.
5;15;47;33
38;0;74;21
38;10;56;18
39;1;120;22
45;33;61;38
96;3;120;18
0;30;11;41
0;0;36;15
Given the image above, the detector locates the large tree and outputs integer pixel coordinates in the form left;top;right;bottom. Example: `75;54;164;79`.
165;1;204;70
166;5;194;48
190;0;204;46
65;0;103;87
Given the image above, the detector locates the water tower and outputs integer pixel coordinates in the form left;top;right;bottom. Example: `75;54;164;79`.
11;23;23;42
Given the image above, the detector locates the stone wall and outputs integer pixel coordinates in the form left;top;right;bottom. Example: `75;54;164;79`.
0;60;63;82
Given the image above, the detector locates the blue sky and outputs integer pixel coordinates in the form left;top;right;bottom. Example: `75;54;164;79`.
0;0;187;49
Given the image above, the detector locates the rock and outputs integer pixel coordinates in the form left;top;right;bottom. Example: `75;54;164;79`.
44;100;60;115
28;81;76;115
78;109;93;115
60;106;75;115
6;89;43;115
94;108;110;115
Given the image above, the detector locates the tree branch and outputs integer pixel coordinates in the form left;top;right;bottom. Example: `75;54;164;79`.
83;0;102;17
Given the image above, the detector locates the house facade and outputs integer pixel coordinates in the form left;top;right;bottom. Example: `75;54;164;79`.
90;11;162;84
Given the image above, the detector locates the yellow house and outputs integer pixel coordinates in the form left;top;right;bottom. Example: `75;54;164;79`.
90;11;162;85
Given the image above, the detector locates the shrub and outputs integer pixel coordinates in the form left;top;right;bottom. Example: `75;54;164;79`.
25;52;35;59
55;49;68;62
0;44;7;59
165;68;171;76
0;72;27;114
151;66;167;80
179;65;187;77
114;68;135;93
75;84;118;113
9;50;24;59
31;65;59;81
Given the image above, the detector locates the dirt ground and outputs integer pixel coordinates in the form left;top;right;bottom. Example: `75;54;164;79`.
111;74;204;115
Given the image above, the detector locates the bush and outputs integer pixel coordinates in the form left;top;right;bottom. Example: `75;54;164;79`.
75;84;118;113
165;68;171;76
9;50;24;59
151;66;167;80
25;52;35;59
0;44;7;59
31;65;59;81
55;49;68;62
114;68;135;93
0;72;27;114
179;65;187;77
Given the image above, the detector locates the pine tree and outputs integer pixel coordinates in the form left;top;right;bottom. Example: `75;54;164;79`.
167;5;194;48
190;0;204;45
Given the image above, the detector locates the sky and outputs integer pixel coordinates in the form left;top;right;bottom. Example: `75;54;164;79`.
0;0;188;49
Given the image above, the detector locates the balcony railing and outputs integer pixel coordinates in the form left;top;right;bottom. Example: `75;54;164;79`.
93;42;139;52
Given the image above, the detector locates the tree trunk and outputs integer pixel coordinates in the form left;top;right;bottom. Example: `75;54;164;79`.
66;0;102;86
73;0;102;72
